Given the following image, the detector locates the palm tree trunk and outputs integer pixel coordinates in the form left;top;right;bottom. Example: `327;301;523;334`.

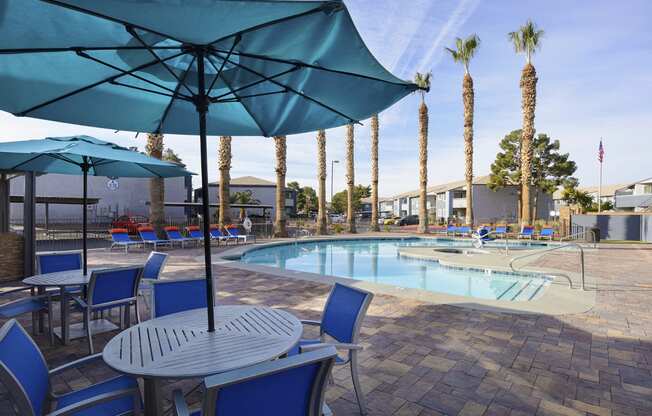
274;136;288;237
345;124;356;233
520;63;537;226
146;133;165;237
218;136;232;228
417;98;429;234
370;114;380;232
316;130;328;235
463;74;474;227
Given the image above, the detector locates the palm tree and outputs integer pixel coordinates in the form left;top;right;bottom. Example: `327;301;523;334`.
414;72;431;234
273;135;288;237
146;133;165;237
218;136;232;228
316;129;328;235
230;190;260;221
445;34;480;227
370;114;380;232
345;124;356;233
509;20;544;226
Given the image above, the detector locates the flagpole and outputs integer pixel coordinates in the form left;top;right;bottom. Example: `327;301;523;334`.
598;138;603;213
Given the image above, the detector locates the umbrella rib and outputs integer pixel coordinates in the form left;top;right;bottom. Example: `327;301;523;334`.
39;0;186;44
207;36;240;95
9;155;46;171
209;66;300;102
0;46;181;54
125;26;195;97
137;163;165;178
17;50;186;117
109;80;192;101
212;49;416;89
215;89;287;103
76;51;194;100
211;52;361;125
205;55;269;137
156;55;197;134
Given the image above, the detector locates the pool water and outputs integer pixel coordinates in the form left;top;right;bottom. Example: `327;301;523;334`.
239;238;552;301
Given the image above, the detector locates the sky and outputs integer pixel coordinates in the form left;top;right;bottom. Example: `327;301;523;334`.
1;0;651;198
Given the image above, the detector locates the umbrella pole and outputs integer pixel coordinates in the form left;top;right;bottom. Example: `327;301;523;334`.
196;49;216;332
82;157;88;276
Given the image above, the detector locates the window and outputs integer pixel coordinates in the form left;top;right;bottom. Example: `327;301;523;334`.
643;184;652;194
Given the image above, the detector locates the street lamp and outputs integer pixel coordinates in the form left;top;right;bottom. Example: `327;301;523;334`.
330;160;339;204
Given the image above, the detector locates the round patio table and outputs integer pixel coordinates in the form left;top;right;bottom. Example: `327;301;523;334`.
102;305;303;416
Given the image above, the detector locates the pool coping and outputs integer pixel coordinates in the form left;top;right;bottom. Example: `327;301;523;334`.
211;235;596;316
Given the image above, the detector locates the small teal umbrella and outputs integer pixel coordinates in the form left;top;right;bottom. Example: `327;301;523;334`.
0;0;420;331
0;135;193;274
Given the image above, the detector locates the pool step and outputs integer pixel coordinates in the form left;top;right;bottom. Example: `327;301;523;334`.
497;280;547;302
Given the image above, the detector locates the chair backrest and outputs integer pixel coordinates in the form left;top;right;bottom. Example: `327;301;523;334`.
200;347;336;416
447;225;456;232
87;266;143;307
0;320;50;416
36;251;82;274
143;252;168;280
495;225;507;233
521;226;534;235
138;227;158;241
459;226;470;233
227;228;240;237
151;278;208;318
320;283;373;344
209;228;221;238
186;227;203;238
540;227;553;236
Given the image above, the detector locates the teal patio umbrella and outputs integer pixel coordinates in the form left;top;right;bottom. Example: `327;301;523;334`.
0;135;192;275
0;0;420;331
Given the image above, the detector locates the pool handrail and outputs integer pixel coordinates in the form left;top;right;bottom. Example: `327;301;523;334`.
472;229;510;255
508;242;585;290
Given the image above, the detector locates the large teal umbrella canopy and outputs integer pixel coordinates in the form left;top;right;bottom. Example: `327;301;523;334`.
0;0;419;332
0;135;192;274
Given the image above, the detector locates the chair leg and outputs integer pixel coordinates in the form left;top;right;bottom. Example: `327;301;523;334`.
134;300;141;324
350;352;367;415
85;310;94;355
47;304;54;346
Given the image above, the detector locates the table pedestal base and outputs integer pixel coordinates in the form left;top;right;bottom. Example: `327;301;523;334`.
54;319;119;341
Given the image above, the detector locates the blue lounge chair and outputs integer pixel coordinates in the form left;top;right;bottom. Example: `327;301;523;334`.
0;287;53;345
72;266;143;354
538;227;554;240
209;225;236;244
457;226;471;236
446;225;457;235
138;226;171;250
0;319;142;416
151;278;207;318
226;227;254;243
109;228;142;253
185;225;204;243
289;283;373;415
494;224;508;238
519;226;535;239
172;346;337;416
165;225;196;248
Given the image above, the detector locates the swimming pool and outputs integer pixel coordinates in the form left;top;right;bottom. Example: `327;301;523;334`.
239;238;552;301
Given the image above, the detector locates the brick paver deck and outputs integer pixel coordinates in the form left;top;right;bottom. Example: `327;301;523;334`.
1;241;651;415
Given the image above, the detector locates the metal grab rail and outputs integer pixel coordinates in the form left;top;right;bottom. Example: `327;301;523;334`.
560;228;597;248
508;243;585;290
472;230;510;255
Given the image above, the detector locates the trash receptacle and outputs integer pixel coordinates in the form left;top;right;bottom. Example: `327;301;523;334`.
587;227;600;243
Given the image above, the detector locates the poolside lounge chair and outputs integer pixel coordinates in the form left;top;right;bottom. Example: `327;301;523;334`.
519;225;535;239
209;225;236;244
172;346;337;416
538;226;555;240
0;319;142;415
289;283;374;415
165;225;196;248
226;226;254;243
457;226;471;236
185;225;204;244
138;226;171;250
446;225;457;236
109;228;142;252
494;225;508;238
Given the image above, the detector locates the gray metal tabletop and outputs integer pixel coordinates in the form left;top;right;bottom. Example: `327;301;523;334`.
22;269;93;287
102;305;303;379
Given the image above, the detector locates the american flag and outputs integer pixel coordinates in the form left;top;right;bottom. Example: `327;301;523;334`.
598;139;604;163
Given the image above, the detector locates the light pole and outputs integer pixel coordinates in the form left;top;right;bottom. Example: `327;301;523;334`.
330;160;339;203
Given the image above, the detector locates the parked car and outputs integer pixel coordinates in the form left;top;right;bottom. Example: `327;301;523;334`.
111;215;149;234
397;215;419;226
329;214;345;223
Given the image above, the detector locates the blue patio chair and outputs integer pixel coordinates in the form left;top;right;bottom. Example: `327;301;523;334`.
226;227;254;243
519;226;535;239
0;287;53;345
109;228;142;253
0;319;142;416
138;226;171;250
538;227;554;240
165;226;196;248
172;346;337;416
139;252;169;311
289;283;374;415
72;266;143;354
151;278;208;318
36;250;83;296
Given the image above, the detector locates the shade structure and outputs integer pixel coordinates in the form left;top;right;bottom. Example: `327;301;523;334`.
0;0;419;332
0;135;192;274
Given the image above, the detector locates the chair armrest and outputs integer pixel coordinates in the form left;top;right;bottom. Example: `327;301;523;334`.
300;319;321;327
46;387;140;416
0;286;34;296
300;342;363;353
49;353;103;376
172;389;191;416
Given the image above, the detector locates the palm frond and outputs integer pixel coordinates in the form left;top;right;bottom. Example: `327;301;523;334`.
413;71;432;90
509;20;544;63
445;34;480;73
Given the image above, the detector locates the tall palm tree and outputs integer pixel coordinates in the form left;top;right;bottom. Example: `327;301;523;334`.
445;34;480;227
370;114;380;232
316;129;328;235
273;135;288;237
414;72;431;234
146;133;165;237
218;136;232;228
509;20;543;226
345;123;356;233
